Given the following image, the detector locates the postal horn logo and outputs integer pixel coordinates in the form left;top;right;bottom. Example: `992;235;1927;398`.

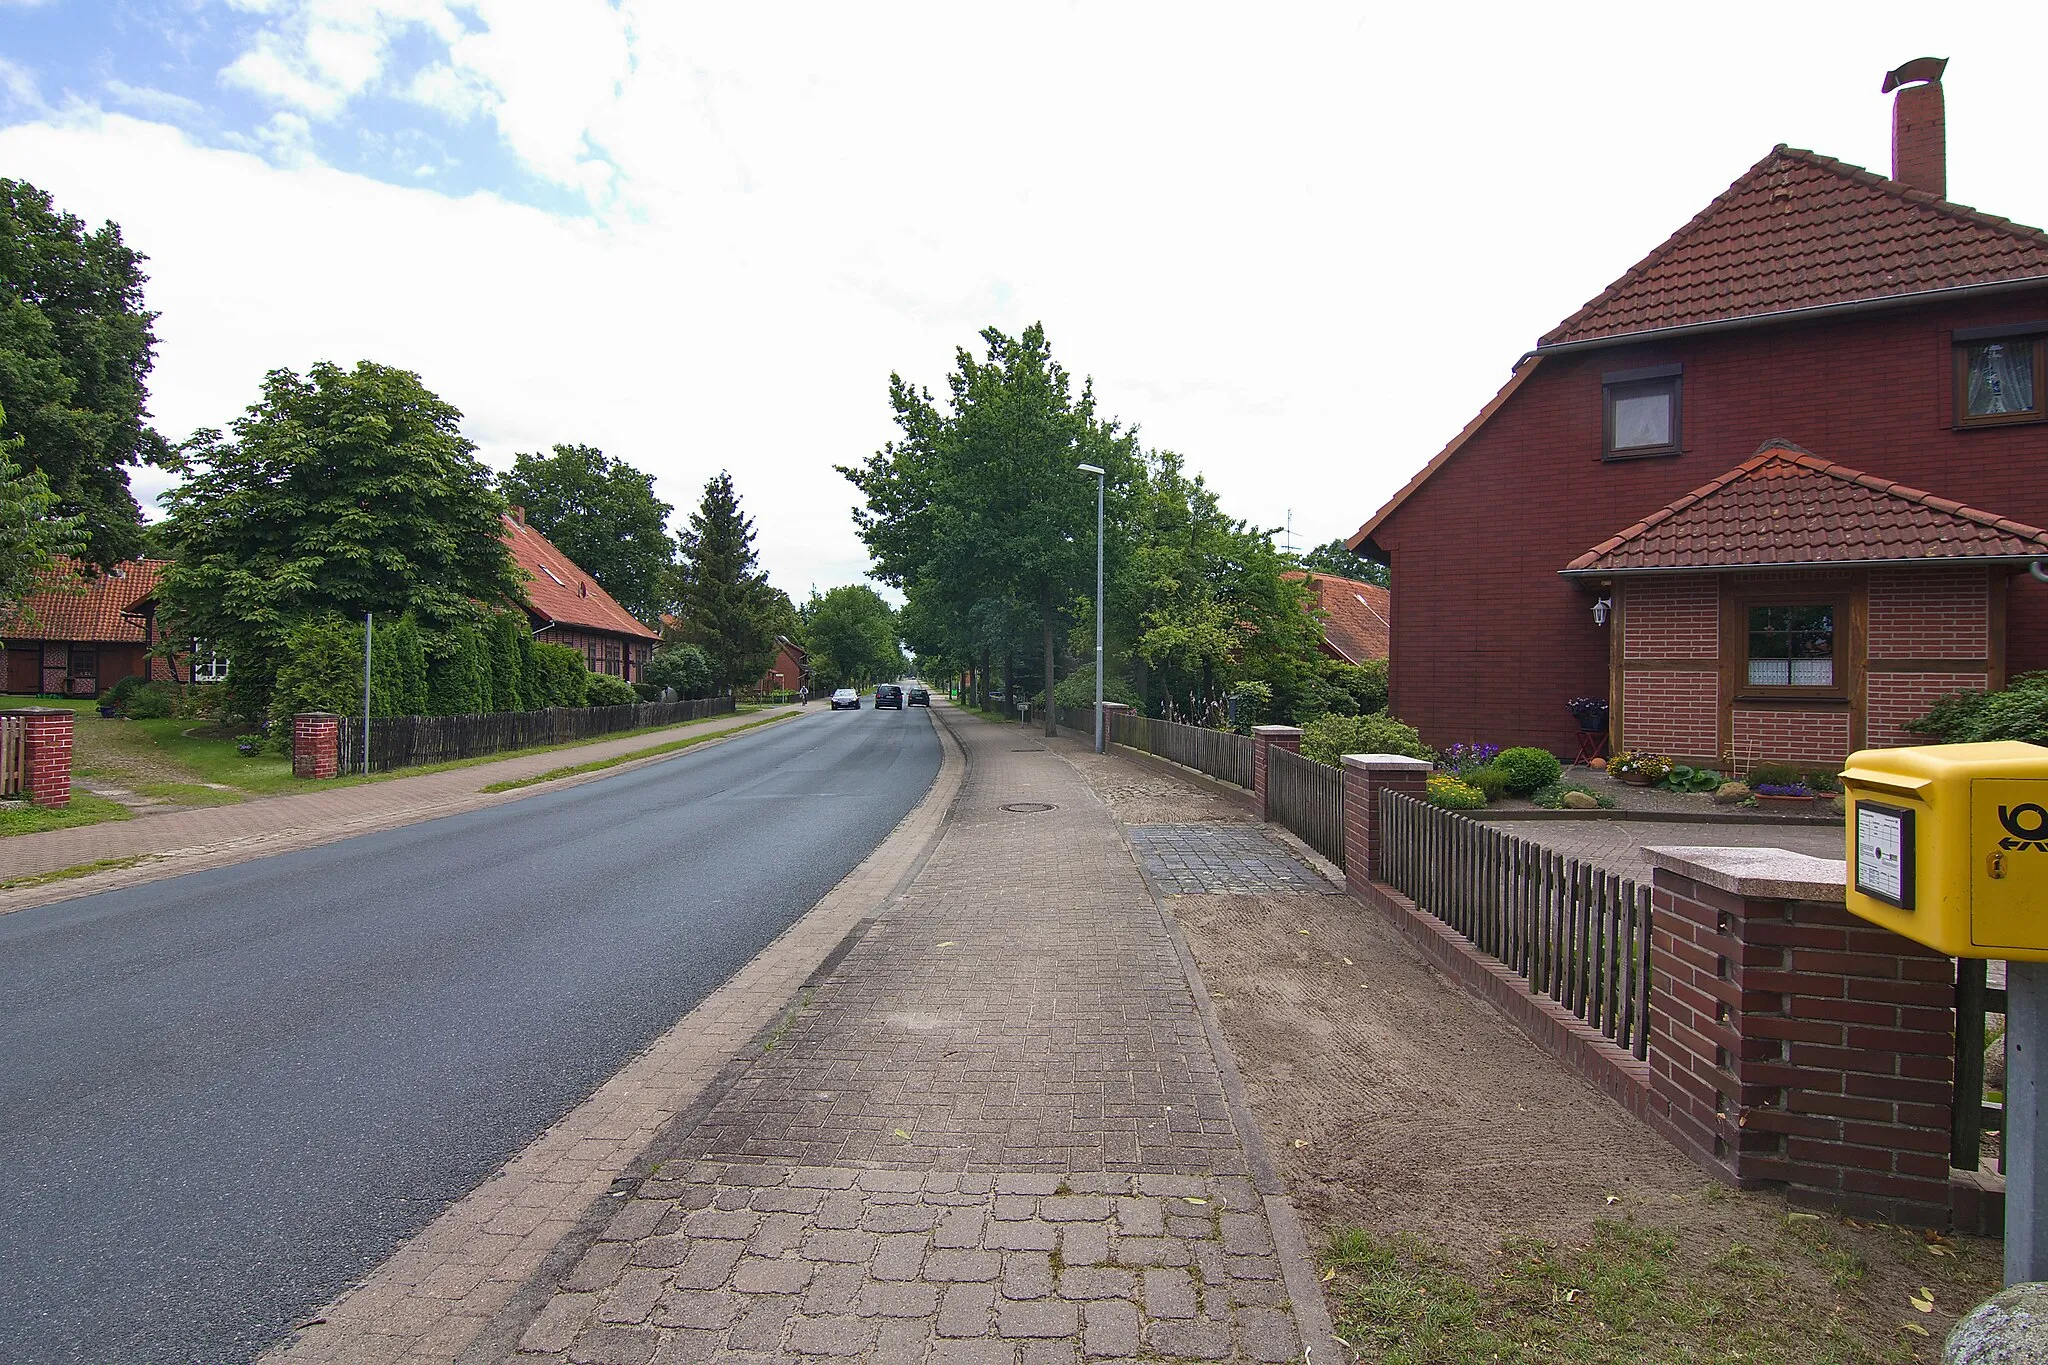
1998;803;2048;852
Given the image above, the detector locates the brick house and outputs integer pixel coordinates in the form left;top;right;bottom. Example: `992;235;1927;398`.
755;635;809;696
1286;571;1390;665
503;510;657;682
1348;59;2048;773
2;559;212;697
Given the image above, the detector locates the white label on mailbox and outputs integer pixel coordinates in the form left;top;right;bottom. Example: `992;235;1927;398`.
1856;805;1906;903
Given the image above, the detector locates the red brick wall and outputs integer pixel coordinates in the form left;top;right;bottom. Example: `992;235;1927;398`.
1867;673;1987;749
1732;707;1851;770
1867;566;1989;659
1623;671;1720;758
1375;287;2048;754
1623;578;1718;659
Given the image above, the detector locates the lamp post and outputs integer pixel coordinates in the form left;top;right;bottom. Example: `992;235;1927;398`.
1077;462;1106;753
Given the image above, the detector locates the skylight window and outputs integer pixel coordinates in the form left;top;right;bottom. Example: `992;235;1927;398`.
539;564;567;587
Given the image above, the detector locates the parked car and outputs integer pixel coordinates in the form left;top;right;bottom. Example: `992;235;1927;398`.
830;688;859;710
874;684;904;710
908;685;930;706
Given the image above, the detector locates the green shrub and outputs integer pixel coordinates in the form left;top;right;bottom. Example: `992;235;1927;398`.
646;643;717;700
1464;764;1511;801
104;675;148;708
1494;746;1562;796
1805;768;1842;794
1658;764;1725;794
529;642;589;707
583;672;638;706
1301;711;1434;767
1743;762;1803;787
1426;773;1487;809
1320;659;1388;717
124;681;179;719
1905;674;2048;745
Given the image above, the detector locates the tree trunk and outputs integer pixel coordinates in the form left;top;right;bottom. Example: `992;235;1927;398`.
1134;652;1149;716
1041;585;1057;737
1003;646;1015;719
977;644;990;711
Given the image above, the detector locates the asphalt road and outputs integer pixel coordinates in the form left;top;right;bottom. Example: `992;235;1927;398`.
0;703;941;1365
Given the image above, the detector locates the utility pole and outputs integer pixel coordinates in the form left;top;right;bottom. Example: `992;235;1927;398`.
362;611;373;776
1077;462;1106;753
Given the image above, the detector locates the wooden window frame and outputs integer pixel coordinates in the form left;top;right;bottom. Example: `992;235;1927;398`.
1735;591;1847;702
1603;364;1683;460
1954;333;2048;429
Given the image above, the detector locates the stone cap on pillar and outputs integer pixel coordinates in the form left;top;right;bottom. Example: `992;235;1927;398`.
1099;701;1135;713
1340;753;1432;772
1252;725;1303;738
1644;846;1846;902
2;706;74;716
294;711;342;718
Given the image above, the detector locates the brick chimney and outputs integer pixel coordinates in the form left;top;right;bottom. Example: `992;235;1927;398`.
1882;57;1947;198
509;505;525;526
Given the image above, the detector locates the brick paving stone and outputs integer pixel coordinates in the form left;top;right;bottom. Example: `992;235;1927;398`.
1128;824;1333;895
490;714;1327;1363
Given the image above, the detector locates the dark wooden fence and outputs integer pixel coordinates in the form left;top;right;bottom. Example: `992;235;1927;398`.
1378;788;1653;1058
0;714;22;796
1954;959;2008;1172
340;696;736;773
1267;745;1345;867
1106;712;1253;788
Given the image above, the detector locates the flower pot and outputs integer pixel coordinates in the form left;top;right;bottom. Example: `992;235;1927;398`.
1753;793;1816;808
97;705;119;718
1616;772;1654;786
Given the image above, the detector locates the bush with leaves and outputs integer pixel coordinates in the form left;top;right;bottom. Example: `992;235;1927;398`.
1301;711;1434;767
645;643;716;700
1532;781;1616;809
1494;746;1562;796
124;681;180;719
1905;675;2048;746
529;642;589;707
583;671;638;706
1426;773;1487;810
1463;764;1511;801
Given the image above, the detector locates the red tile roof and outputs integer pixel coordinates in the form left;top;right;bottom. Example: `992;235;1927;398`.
1287;571;1390;663
1541;146;2048;348
503;515;657;640
1563;440;2048;575
1;558;167;642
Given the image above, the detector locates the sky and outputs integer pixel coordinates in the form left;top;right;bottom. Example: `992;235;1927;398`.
4;2;2047;602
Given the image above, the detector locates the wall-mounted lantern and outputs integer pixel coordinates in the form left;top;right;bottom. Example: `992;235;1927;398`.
1592;595;1613;627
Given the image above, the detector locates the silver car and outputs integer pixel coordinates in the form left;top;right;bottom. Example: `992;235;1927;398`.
830;688;859;710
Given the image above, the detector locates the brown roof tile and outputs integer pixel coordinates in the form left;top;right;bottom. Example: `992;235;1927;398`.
1563;440;2048;575
503;516;658;640
1540;146;2048;348
1286;571;1389;663
2;559;167;642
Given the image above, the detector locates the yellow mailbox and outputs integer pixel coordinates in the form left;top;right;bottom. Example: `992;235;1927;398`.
1839;740;2048;961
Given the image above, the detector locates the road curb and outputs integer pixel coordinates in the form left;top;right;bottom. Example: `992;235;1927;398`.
263;707;966;1365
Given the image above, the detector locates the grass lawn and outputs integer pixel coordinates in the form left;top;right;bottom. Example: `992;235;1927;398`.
0;791;133;837
1322;1211;1984;1365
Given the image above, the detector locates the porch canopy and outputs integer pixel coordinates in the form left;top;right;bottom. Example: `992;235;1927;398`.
1560;440;2048;770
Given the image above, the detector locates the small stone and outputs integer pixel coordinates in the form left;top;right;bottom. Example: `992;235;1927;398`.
1561;790;1599;810
1083;1299;1140;1357
997;1297;1079;1338
1713;781;1751;805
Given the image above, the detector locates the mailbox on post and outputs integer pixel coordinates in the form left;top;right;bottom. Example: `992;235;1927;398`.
1839;740;2048;1287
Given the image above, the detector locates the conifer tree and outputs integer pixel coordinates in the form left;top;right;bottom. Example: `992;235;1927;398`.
671;472;780;695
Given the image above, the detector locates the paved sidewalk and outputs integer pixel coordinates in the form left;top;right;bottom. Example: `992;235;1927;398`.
0;706;801;907
507;712;1331;1363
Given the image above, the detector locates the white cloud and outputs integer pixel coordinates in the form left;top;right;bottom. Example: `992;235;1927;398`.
0;56;46;113
103;79;206;121
219;0;468;119
14;2;2048;602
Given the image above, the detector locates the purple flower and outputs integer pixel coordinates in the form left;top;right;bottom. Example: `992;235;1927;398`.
1754;783;1813;797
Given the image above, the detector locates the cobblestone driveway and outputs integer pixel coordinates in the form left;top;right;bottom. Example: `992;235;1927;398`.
1128;825;1331;897
510;716;1322;1363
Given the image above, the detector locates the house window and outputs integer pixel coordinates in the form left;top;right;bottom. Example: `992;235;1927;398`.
1603;365;1682;458
604;642;622;676
189;639;230;684
1956;335;2045;426
1747;605;1836;688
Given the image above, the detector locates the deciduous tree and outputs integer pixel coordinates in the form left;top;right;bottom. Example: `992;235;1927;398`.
0;179;168;567
801;585;903;689
0;398;85;620
157;360;525;718
1297;536;1388;586
498;443;673;624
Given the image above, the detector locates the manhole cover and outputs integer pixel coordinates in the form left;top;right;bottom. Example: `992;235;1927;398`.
1002;802;1056;813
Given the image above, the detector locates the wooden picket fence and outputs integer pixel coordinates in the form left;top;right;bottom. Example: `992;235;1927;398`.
1266;745;1345;867
1377;788;1653;1058
339;696;735;773
1106;712;1254;789
0;714;22;797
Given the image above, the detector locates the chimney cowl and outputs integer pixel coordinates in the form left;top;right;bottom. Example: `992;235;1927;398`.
1884;56;1948;199
509;505;525;525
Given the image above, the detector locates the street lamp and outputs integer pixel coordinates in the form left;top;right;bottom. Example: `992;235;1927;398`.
1077;462;1106;753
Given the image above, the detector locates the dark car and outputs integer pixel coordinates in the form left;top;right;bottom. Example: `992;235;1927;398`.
908;685;930;706
874;684;904;710
830;687;859;710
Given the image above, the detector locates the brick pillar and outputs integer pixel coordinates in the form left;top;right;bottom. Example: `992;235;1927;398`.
293;711;342;779
1643;847;1957;1226
1099;700;1133;745
1251;725;1303;820
1340;754;1431;895
8;707;74;807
